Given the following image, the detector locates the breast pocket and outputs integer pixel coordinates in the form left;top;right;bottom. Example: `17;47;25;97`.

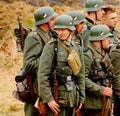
57;51;68;62
57;51;68;70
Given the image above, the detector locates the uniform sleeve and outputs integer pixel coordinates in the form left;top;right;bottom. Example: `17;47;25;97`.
23;32;43;72
78;47;85;104
84;51;104;96
37;42;54;103
82;27;90;48
110;49;120;97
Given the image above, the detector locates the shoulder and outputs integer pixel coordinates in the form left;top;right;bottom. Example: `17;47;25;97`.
83;47;93;60
44;39;54;50
25;31;39;41
27;31;38;37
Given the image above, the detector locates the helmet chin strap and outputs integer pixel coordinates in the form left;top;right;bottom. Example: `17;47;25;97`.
100;40;104;51
100;40;109;53
95;12;97;23
47;22;51;32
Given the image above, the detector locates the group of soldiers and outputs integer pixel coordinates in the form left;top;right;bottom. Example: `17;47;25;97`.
15;0;120;116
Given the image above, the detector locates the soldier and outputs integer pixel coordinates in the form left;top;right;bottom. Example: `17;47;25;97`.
23;6;57;116
82;0;105;47
37;14;85;116
102;6;119;44
81;24;113;116
67;10;86;47
109;43;120;116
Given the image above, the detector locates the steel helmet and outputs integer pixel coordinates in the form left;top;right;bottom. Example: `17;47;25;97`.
34;6;57;26
54;15;75;31
85;0;105;12
67;10;86;25
89;24;113;41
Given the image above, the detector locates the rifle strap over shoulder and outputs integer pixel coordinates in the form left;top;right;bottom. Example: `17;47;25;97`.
58;40;71;53
87;46;104;71
54;38;58;68
87;46;104;59
37;31;48;44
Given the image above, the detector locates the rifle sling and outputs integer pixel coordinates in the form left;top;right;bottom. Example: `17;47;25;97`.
58;40;71;53
37;31;48;44
54;39;58;68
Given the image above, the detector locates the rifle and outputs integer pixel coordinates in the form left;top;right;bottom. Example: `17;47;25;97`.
101;74;113;116
53;36;58;116
101;53;114;116
17;16;24;51
54;68;58;116
26;73;36;102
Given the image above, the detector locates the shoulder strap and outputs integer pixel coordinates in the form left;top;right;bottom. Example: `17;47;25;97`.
36;31;48;44
87;46;96;62
58;40;71;53
87;46;104;71
76;34;83;46
87;46;104;59
54;38;58;67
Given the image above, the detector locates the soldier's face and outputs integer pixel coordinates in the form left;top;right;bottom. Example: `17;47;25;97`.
48;16;56;30
56;28;71;41
103;12;118;29
102;37;110;49
40;23;50;33
96;9;105;21
76;22;85;33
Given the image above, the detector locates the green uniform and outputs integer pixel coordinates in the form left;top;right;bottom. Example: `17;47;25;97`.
82;43;111;116
38;39;85;116
23;27;50;116
82;17;95;48
73;33;83;47
110;28;119;44
110;43;120;116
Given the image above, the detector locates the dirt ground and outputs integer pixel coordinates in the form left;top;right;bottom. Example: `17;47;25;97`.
0;0;120;116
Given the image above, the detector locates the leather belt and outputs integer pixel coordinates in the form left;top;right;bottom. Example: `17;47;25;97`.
57;74;80;85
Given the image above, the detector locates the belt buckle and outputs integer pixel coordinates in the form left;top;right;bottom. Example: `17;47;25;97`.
66;76;71;81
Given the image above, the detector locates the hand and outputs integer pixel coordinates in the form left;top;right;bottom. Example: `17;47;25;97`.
102;87;112;97
112;103;114;111
48;100;60;114
75;103;82;113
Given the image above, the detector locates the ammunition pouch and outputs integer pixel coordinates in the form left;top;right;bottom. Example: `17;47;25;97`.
90;76;108;86
100;53;114;73
56;73;80;85
13;68;36;103
58;97;68;107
